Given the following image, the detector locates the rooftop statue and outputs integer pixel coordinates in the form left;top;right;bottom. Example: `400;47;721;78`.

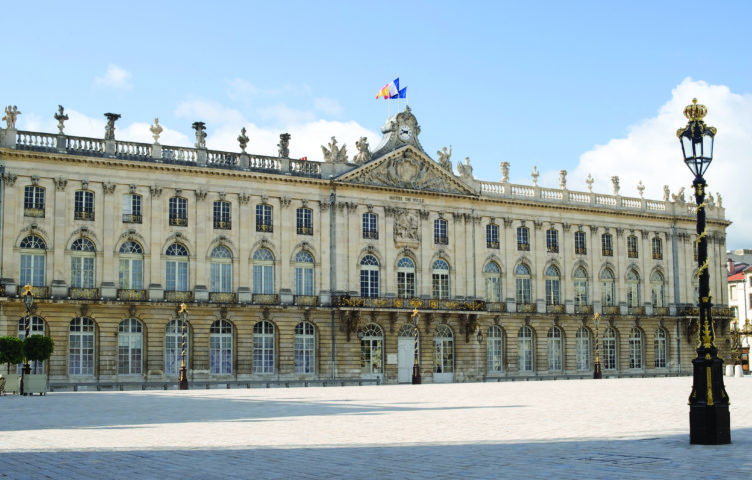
54;105;68;134
531;166;539;186
2;105;21;129
559;170;567;190
322;136;348;163
238;127;249;153
637;180;645;198
150;118;163;143
436;146;452;171
457;156;473;180
500;162;510;182
672;187;686;204
663;185;670;202
586;173;594;192
192;121;206;149
278;133;291;158
104;113;121;140
353;137;371;164
611;176;620;195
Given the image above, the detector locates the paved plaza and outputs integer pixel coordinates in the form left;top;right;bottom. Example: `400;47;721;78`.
1;376;751;479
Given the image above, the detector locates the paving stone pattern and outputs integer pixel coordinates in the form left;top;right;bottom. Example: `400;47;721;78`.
1;376;751;479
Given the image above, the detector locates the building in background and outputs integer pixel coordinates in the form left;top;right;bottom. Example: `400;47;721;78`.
0;105;734;388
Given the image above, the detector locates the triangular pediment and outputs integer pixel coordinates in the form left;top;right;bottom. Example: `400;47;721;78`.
335;145;477;196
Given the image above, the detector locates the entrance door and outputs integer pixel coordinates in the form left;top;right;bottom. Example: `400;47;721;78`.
397;324;417;383
433;324;454;383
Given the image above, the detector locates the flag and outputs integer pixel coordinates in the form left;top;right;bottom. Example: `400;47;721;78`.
376;77;403;99
390;86;407;99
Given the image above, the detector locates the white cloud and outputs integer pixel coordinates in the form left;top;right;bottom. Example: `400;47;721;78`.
256;104;316;126
94;64;133;90
174;99;245;126
563;78;752;250
314;97;343;116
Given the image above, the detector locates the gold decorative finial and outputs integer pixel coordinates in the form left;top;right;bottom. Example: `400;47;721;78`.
683;98;708;121
178;303;188;314
22;284;34;296
411;306;419;318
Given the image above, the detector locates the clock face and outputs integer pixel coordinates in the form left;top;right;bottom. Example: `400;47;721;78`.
399;125;412;141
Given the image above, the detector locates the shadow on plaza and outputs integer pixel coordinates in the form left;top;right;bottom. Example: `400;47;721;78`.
0;390;527;431
2;430;751;479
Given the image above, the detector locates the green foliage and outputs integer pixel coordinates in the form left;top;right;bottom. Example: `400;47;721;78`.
23;336;55;365
0;336;24;373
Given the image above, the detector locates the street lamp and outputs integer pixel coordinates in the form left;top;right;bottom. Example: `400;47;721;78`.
592;313;602;379
178;303;189;390
411;307;421;385
20;284;34;396
678;98;730;445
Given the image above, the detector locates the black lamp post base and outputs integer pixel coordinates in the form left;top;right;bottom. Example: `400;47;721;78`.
690;404;730;445
178;368;189;390
593;362;602;379
412;364;421;385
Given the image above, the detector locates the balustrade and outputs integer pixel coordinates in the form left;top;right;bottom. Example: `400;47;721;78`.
16;131;57;151
66;136;104;154
17;285;49;298
116;141;151;158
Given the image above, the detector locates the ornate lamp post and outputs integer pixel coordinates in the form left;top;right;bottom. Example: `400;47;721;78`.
20;284;34;396
178;303;189;390
678;98;730;445
411;307;421;385
593;313;602;379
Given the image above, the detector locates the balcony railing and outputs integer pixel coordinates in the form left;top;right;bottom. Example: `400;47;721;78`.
629;306;646;315
602;249;613;257
434;236;448;245
118;289;147;301
332;295;486;312
517;242;530;251
122;214;142;224
547;304;566;314
169;216;188;227
297;226;313;235
253;293;280;305
677;306;732;317
214;220;231;230
74;210;95;221
575;305;594;314
602;306;620;315
210;292;237;303
628;250;638;259
654;307;670;316
17;285;50;298
486;302;507;312
24;207;45;218
0;284;5;296
165;290;193;302
69;287;99;300
257;223;273;233
363;231;379;240
652;252;663;260
547;245;559;253
575;247;587;255
294;295;319;306
487;241;500;249
516;303;536;313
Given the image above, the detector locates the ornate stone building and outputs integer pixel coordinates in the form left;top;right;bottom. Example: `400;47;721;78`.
0;105;733;387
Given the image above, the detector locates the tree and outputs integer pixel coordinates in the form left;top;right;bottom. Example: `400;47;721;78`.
23;336;54;374
0;336;24;374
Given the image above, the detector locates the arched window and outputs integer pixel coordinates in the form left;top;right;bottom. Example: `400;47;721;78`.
70;238;96;288
397;257;416;298
576;327;590;370
252;248;275;294
600;268;615;306
545;266;560;305
486;326;503;373
517;326;533;372
626;270;641;308
484;262;501;303
165;319;188;376
547;327;562;370
360;255;380;298
165;243;189;292
295;322;316;374
360;323;384;374
118;241;144;290
293;251;314;296
18;316;45;374
603;327;617;370
209;246;232;293
432;259;450;299
574;267;589;306
434;324;454;374
253;321;275;374
69;317;95;376
629;328;643;369
118;318;143;375
19;235;46;286
515;264;531;305
654;328;668;368
210;320;233;375
650;271;665;308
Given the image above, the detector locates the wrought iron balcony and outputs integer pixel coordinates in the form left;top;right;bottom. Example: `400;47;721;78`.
74;210;95;221
169;216;188;227
654;307;670;316
118;289;147;301
602;306;620;315
210;292;237;303
24;207;44;218
165;290;193;302
122;214;142;224
628;250;638;258
516;303;536;313
17;285;49;298
297;226;313;235
434;236;449;245
69;287;99;300
363;230;379;240
486;302;507;312
517;242;530;251
253;293;280;305
332;295;486;312
546;245;559;253
575;247;587;255
575;305;594;314
256;223;273;233
629;306;646;315
0;284;5;296
547;304;566;314
294;295;319;306
214;220;231;230
652;252;663;260
487;241;500;249
602;248;613;257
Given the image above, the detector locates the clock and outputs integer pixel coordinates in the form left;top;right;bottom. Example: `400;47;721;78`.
398;125;412;141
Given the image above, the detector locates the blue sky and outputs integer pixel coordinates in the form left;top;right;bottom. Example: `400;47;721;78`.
3;1;751;248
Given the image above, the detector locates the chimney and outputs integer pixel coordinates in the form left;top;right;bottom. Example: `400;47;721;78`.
728;259;735;274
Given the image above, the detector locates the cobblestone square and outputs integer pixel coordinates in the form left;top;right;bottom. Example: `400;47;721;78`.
1;376;751;479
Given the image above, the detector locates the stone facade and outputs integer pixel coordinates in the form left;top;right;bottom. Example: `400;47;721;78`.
0;106;733;387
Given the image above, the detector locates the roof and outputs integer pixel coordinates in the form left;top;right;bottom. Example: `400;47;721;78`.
729;272;745;282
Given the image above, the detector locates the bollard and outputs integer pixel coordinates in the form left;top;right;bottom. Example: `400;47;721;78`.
735;365;744;377
725;365;734;376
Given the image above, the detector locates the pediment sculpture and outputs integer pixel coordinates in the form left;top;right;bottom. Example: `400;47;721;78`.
394;209;420;243
348;151;466;193
322;136;348;163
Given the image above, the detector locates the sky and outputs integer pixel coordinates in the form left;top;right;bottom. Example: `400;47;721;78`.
3;0;751;249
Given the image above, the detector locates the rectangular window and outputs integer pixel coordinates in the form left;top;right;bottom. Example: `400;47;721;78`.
517;227;529;251
574;231;587;255
24;186;45;217
362;213;378;239
434;219;448;245
397;271;415;298
74;190;95;221
486;224;499;249
601;234;613;256
256;204;273;232
652;237;663;260
169;197;187;226
432;273;449;299
628;236;639;258
122;194;142;224
546;229;558;253
213;201;231;230
296;208;313;235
